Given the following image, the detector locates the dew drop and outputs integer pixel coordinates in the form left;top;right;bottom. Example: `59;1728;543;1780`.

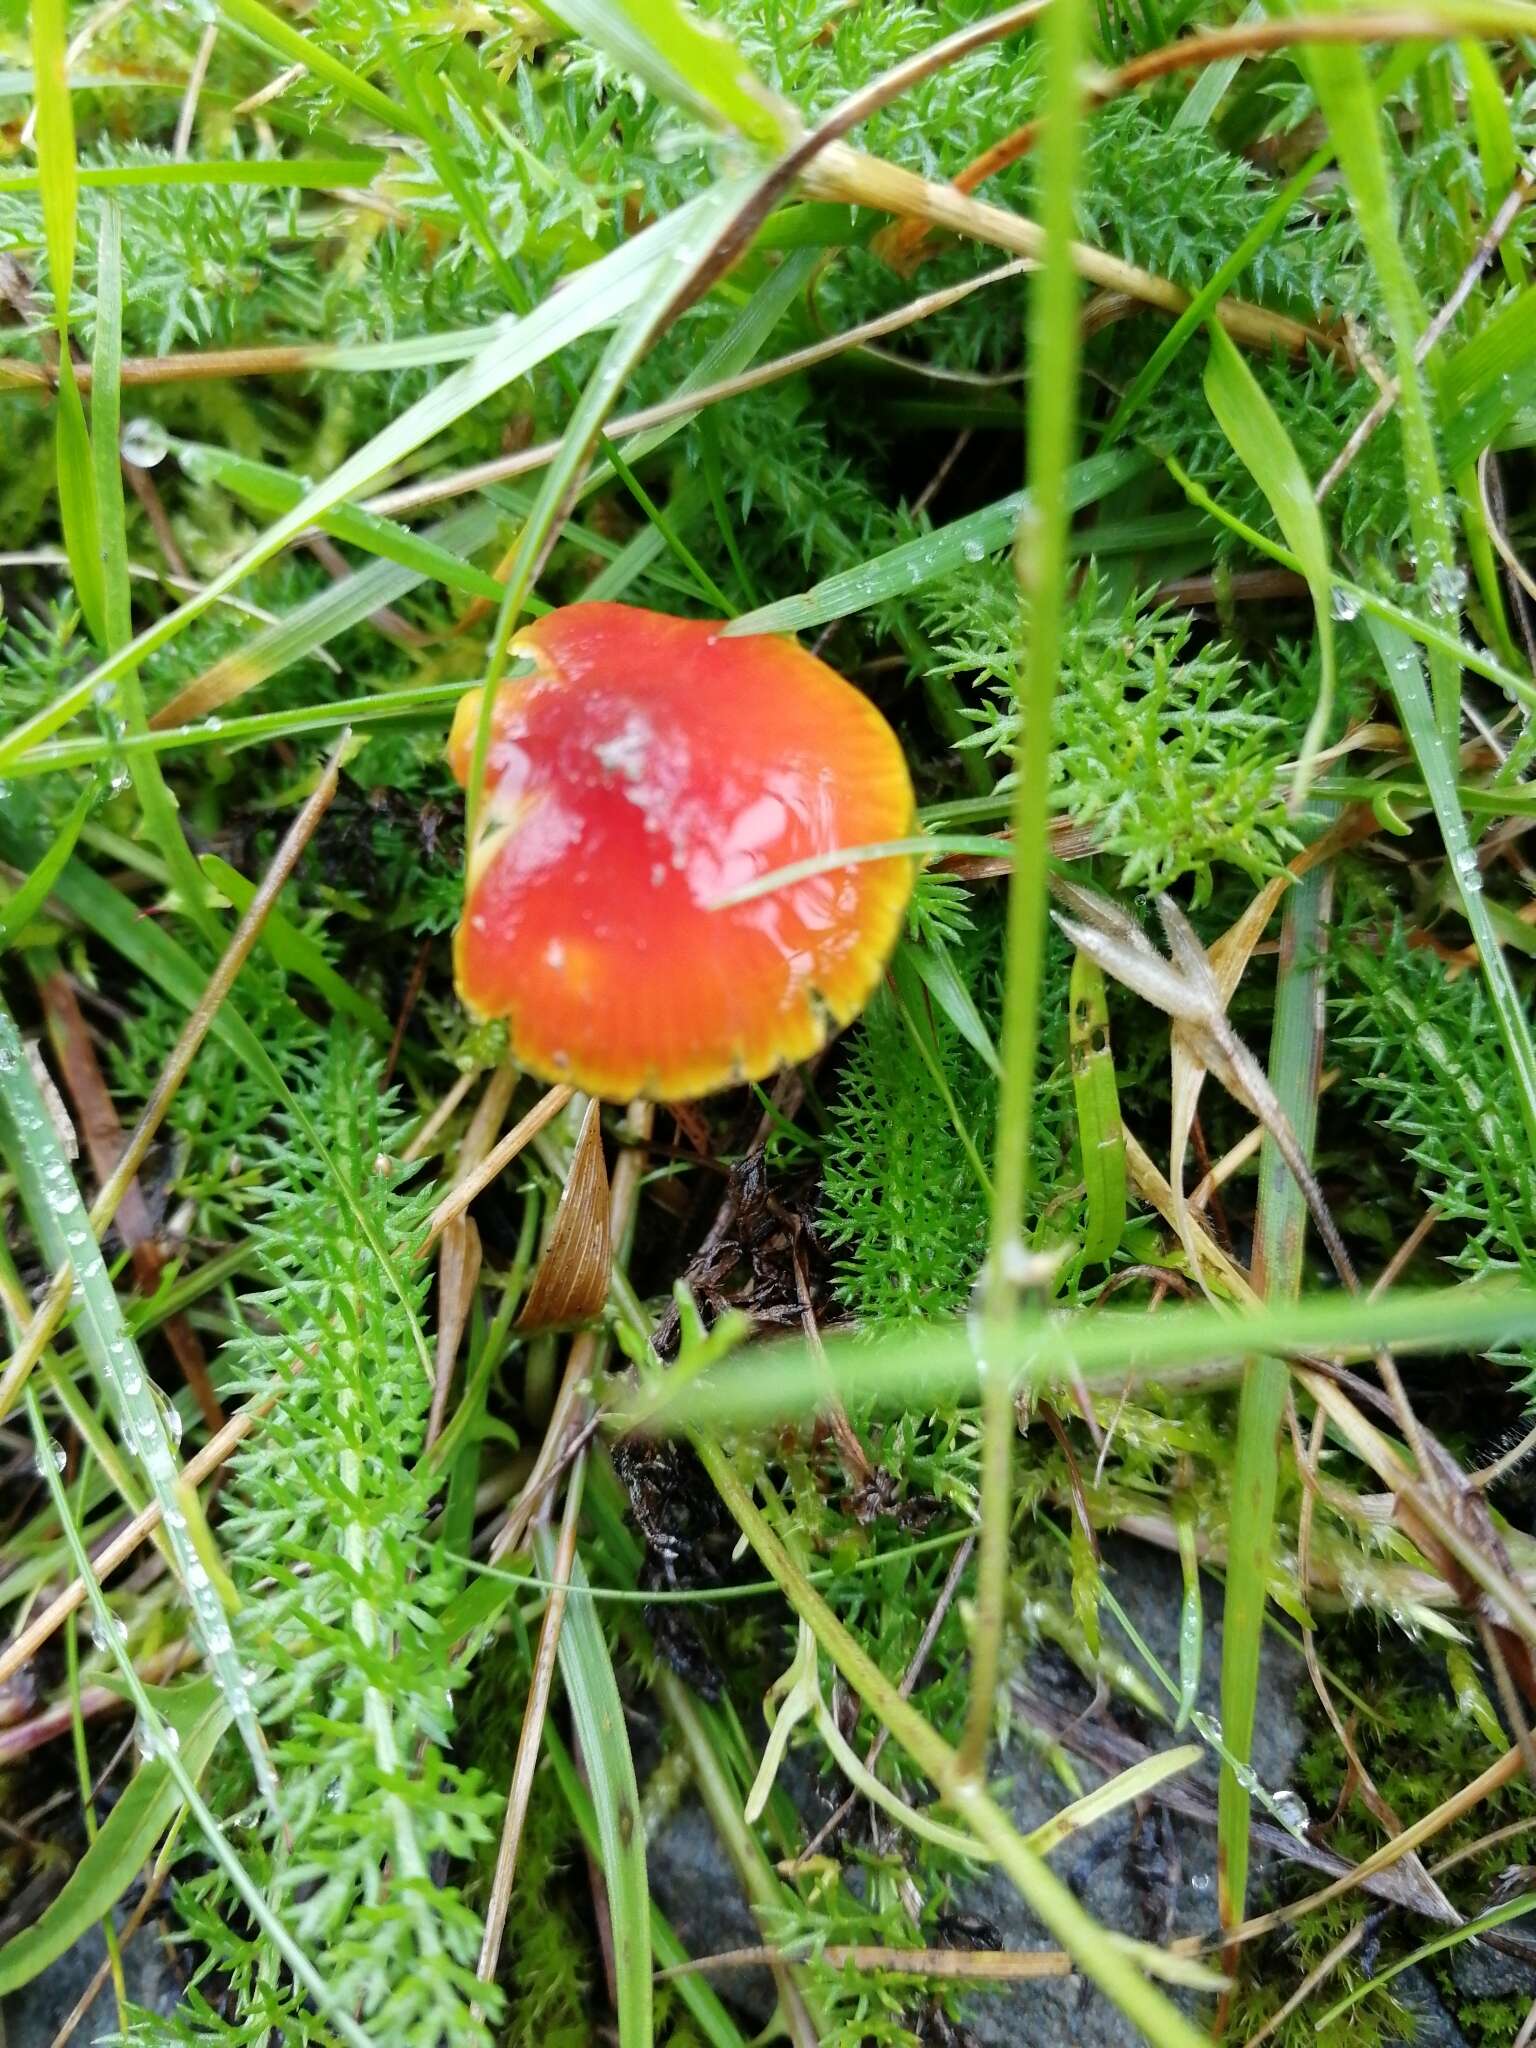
1426;561;1467;617
120;417;169;468
1271;1789;1309;1833
89;1613;123;1652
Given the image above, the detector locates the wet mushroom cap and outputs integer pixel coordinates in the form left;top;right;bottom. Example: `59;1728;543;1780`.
448;602;916;1101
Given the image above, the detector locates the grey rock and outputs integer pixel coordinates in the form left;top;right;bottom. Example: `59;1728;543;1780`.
1098;1531;1308;1790
646;1798;778;2024
645;1533;1314;2045
1388;1966;1473;2048
1449;1934;1536;2003
2;1911;184;2047
954;1536;1307;2045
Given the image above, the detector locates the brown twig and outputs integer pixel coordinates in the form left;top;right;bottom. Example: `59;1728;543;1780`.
1316;157;1536;502
3;344;325;393
0;737;349;1421
474;1459;587;2005
401;1068;478;1163
173;23;218;159
883;12;1528;276
0;1377;292;1691
37;967;225;1431
122;459;190;581
487;1102;653;1565
419;1083;573;1254
804;141;1336;359
365;262;1032;520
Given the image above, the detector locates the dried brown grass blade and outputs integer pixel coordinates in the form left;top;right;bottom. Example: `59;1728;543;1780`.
1167;876;1289;1288
0;1376;288;1690
427;1217;482;1450
38;966;225;1430
518;1097;611;1334
0;737;348;1421
419;1081;572;1253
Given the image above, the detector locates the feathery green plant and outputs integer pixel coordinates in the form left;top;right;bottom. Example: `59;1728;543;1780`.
6;0;1536;2042
134;1033;501;2046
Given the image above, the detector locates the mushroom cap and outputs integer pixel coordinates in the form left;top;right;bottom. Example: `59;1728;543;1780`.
448;602;915;1101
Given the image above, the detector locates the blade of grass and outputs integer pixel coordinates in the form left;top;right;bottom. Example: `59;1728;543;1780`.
463;170;771;841
32;0;106;650
0;749;435;1416
29;0;77;335
1439;280;1536;470
1203;322;1337;803
624;1279;1536;1432
537;0;797;150
8;678;474;775
0;995;280;1811
1218;837;1333;1936
1301;21;1463;740
725;449;1146;638
1067;948;1127;1268
1103;42;1423;441
23;1390;378;2048
91;200;219;944
964;0;1090;1778
1460;39;1527;288
688;1440;1213;2048
1024;1744;1203;1855
0;153;385;193
1365;618;1536;1152
885;970;994;1198
147;506;502;729
0;1679;228;1995
198;854;393;1040
173;439;507;601
543;1719;748;2048
546;1541;651;2048
0;783;97;949
1314;1890;1536;2025
901;936;1003;1079
0;191;734;768
214;0;411;132
1162;453;1536;713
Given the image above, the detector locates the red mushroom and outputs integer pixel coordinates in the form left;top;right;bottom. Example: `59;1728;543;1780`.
448;602;915;1101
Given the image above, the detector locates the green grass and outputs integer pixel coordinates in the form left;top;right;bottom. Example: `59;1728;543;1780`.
3;3;1536;2044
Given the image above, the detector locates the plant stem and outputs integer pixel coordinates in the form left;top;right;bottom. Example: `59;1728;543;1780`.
1218;835;1333;1938
1298;17;1463;740
964;0;1087;1781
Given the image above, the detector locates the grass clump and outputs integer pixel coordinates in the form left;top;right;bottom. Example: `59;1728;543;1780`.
2;3;1536;2046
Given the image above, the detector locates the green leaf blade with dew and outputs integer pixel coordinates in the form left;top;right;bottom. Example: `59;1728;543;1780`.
1202;321;1336;801
725;449;1148;638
